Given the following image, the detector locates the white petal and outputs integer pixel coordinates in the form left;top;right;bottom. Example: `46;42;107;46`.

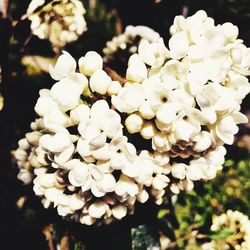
171;164;186;179
36;174;56;188
90;69;111;95
69;194;85;211
49;51;76;80
78;51;103;77
50;73;88;111
91;144;111;161
137;189;149;203
112;205;127;220
89;132;107;149
77;138;92;158
88;201;108;218
138;40;155;66
70;104;90;124
193;131;212;152
169;31;189;59
97;174;116;193
54;144;75;165
68;161;89;187
126;61;147;83
125;113;144;134
80;215;96;225
40;132;72;153
215;116;238;144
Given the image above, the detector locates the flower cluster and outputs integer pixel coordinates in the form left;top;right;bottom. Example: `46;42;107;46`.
27;0;87;48
103;25;160;66
15;10;250;225
112;9;249;180
202;210;250;250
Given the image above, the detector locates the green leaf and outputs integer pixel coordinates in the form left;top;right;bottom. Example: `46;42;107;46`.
131;225;160;250
209;229;234;240
157;209;169;220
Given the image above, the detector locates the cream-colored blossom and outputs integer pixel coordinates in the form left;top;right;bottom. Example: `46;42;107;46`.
27;0;87;48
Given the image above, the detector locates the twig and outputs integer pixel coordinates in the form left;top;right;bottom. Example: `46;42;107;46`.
103;65;126;86
43;224;56;250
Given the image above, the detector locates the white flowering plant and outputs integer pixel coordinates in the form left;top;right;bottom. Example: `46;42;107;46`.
14;10;250;230
26;0;87;49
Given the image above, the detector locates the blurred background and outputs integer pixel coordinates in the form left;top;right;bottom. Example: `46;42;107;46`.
0;0;249;249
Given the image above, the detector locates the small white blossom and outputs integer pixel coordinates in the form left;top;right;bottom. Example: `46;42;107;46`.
79;51;103;77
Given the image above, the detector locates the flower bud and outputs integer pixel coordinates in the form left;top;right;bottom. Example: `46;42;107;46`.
90;69;111;95
125;113;144;134
112;205;127;220
88;201;108;218
79;51;103;76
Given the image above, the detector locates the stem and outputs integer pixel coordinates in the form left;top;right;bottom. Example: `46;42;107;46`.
103;65;126;86
166;195;179;230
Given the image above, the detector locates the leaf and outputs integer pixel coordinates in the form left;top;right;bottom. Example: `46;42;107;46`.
209;229;234;240
157;209;169;220
131;225;160;250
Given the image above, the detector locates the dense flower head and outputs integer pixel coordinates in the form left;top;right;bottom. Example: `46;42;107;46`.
15;10;250;225
202;210;250;250
27;0;87;48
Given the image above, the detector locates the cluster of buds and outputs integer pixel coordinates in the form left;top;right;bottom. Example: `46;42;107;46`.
27;0;87;48
15;10;250;225
202;210;250;250
103;25;160;72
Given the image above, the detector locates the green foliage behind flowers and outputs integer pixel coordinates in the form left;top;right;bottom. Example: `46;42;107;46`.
157;145;250;249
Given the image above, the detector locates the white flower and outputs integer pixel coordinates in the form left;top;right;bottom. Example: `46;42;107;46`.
40;131;73;153
17;169;33;184
221;22;239;42
27;0;87;48
70;104;90;124
171;163;187;179
107;81;122;96
115;175;139;197
34;91;59;117
69;194;85;211
172;111;201;142
138;38;168;68
140;122;156;139
112;205;127;220
90;69;111;95
169;31;189;59
68;160;90;187
152;174;170;190
51;73;88;111
35;173;56;188
215;116;239;144
79;51;103;77
90;100;122;138
126;57;147;82
112;83;146;113
125;113;144;134
88;201;108;218
15;13;250;226
193;131;212;152
209;210;250;250
49;51;76;80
